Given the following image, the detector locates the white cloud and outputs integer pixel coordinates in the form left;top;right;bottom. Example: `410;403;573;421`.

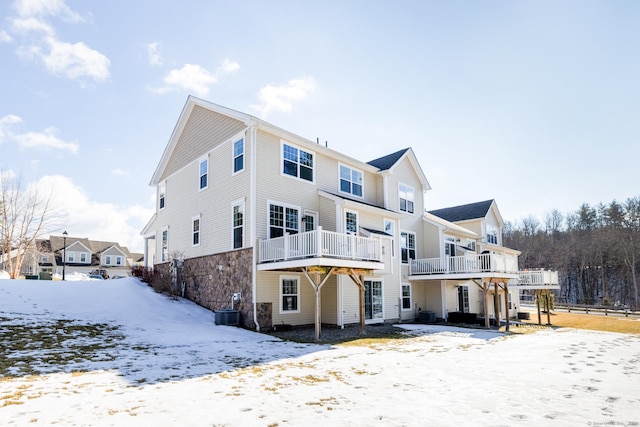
147;42;162;66
0;29;13;43
217;58;240;75
111;168;129;176
151;59;240;96
252;76;317;117
0;114;79;153
8;0;110;84
37;36;110;82
38;175;153;252
152;64;218;96
11;17;54;35
13;0;84;23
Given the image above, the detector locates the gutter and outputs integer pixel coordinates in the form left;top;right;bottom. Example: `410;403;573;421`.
250;125;260;332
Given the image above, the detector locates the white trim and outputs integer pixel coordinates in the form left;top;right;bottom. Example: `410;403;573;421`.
401;283;412;311
338;162;364;199
398;182;415;215
198;156;208;191
383;218;396;259
363;278;385;323
267;200;301;238
232;135;245;175
344;208;359;235
279;275;301;314
191;214;201;247
400;229;416;264
231;198;245;249
160;226;169;262
280;140;315;184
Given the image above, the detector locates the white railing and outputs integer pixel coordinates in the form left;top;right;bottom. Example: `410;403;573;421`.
517;270;559;286
258;226;382;263
409;252;519;276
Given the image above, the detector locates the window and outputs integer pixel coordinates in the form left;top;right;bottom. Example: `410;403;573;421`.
384;219;395;258
80;253;87;263
399;183;415;214
199;158;208;190
269;203;298;238
233;138;244;173
106;255;112;265
192;216;200;246
458;286;470;313
339;164;363;197
467;240;476;251
400;231;416;263
445;236;456;257
67;252;75;262
233;203;244;249
282;143;313;182
303;212;316;232
280;276;300;313
401;284;412;310
116;256;122;266
161;229;168;262
159;183;165;209
345;210;358;234
487;225;498;245
40;255;48;263
364;280;383;320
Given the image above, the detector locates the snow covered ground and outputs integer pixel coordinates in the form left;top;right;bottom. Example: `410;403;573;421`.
1;277;638;426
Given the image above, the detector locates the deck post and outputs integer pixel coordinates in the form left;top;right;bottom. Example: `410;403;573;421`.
503;284;510;332
483;281;490;328
494;282;500;327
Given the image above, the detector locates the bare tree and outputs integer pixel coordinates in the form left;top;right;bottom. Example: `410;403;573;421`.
0;172;62;278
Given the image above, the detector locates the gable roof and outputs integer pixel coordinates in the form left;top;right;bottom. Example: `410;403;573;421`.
428;200;495;223
422;212;478;238
367;147;431;192
367;148;410;171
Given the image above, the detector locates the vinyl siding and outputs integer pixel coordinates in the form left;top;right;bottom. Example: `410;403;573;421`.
160;106;246;182
320;276;338;324
257;271;316;326
151;128;252;261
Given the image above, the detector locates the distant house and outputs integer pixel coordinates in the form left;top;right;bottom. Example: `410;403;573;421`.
141;96;558;337
19;235;143;279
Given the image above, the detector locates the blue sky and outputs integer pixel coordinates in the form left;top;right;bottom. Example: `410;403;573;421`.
1;0;639;252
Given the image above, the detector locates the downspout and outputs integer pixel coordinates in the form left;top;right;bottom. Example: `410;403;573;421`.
250;125;260;332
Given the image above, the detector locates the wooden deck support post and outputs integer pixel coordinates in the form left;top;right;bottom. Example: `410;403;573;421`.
545;290;552;325
493;282;500;327
503;284;510;332
302;267;335;343
535;289;542;325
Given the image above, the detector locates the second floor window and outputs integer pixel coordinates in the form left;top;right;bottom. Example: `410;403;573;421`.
199;158;208;189
159;185;165;209
401;231;416;263
487;225;498;245
233;138;244;173
399;183;415;214
339;165;363;197
282;143;313;182
345;210;358;234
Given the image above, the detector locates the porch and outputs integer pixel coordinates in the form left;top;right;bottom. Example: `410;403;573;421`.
409;252;519;279
514;269;560;289
257;227;383;271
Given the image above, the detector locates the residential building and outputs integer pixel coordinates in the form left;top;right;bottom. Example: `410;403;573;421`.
18;235;142;279
142;96;557;337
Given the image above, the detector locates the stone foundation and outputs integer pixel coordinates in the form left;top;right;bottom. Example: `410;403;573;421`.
182;248;255;329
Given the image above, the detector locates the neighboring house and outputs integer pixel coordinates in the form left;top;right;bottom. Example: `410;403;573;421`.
19;235;143;279
141;96;558;337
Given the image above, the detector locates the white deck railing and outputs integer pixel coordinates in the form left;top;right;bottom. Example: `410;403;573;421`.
409;252;519;276
258;226;382;263
517;269;559;286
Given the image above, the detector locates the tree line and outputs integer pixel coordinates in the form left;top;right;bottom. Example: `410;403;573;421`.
504;196;640;310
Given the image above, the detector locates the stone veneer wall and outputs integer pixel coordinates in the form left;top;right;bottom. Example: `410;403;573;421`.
182;248;255;329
